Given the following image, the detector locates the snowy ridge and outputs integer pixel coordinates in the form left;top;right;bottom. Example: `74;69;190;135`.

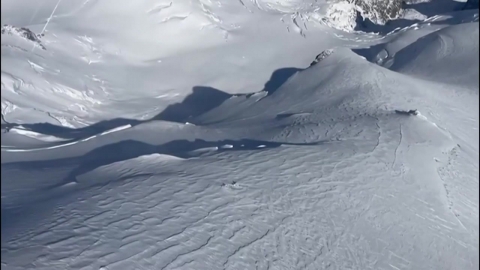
1;0;479;270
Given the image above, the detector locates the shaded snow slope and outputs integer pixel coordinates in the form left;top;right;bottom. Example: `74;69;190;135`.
389;22;479;88
3;29;479;270
1;1;479;270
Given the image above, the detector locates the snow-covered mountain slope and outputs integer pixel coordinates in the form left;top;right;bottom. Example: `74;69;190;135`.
0;0;363;127
390;22;479;87
1;0;478;270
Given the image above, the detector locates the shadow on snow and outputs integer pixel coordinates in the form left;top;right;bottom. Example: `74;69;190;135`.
0;65;310;228
1;67;302;139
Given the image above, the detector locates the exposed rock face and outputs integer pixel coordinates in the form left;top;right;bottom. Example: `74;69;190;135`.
322;2;359;32
321;0;403;32
1;25;46;50
352;0;403;25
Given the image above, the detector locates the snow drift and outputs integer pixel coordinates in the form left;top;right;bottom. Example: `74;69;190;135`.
1;0;478;270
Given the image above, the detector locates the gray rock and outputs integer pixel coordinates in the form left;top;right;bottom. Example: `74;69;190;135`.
310;49;335;66
1;25;46;50
352;0;403;25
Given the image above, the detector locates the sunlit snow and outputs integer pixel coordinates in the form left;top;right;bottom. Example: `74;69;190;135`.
1;0;478;269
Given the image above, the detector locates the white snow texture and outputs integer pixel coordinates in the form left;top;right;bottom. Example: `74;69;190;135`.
1;0;479;270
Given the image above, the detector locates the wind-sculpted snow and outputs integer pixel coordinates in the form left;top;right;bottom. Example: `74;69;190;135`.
389;22;479;88
2;29;479;270
1;1;479;270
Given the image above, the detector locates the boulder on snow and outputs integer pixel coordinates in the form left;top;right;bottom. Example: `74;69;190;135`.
310;49;335;66
395;109;418;116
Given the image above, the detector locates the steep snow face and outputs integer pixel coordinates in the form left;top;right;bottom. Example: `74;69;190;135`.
1;0;479;270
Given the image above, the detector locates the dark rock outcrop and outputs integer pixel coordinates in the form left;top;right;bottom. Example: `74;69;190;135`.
1;25;46;50
395;109;418;116
310;49;335;66
352;0;403;25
